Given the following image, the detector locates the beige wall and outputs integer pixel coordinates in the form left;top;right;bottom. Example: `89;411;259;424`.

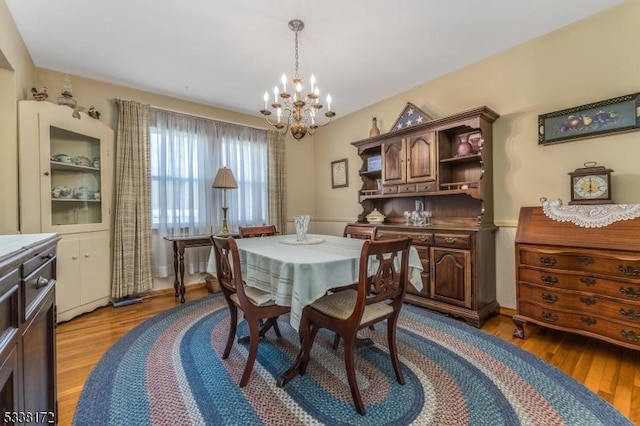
0;0;35;233
315;1;640;227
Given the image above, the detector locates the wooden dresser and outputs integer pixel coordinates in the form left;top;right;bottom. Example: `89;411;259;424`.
0;233;60;421
513;207;640;350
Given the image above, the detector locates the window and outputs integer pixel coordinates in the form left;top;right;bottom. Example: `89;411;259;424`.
149;108;268;277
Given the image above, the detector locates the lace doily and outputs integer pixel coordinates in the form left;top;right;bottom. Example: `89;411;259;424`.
540;198;640;228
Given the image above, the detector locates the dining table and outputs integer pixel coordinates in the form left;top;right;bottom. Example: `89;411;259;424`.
209;233;424;331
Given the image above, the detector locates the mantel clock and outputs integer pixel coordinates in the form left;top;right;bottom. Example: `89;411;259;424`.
569;162;613;205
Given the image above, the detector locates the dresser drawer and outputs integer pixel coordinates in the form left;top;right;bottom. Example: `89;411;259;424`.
22;245;56;278
518;282;640;324
518;301;640;349
376;230;433;246
416;181;436;192
518;267;640;301
0;269;19;349
22;256;56;321
382;185;398;194
398;184;416;193
518;246;640;279
434;233;471;249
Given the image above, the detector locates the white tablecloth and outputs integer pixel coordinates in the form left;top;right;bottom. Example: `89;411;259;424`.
208;234;423;330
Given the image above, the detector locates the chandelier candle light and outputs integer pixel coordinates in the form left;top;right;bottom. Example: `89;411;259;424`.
260;19;336;140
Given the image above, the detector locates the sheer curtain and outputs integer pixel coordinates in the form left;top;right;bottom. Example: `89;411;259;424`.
150;109;268;278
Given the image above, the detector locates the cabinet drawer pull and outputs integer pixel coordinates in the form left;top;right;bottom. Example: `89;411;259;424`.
580;297;597;306
621;330;639;342
619;308;640;321
35;276;49;289
620;286;640;299
580;277;596;286
580;316;597;326
541;293;558;304
41;253;54;260
541;275;557;285
577;256;594;265
541;312;558;323
618;265;640;276
539;256;556;267
417;235;429;242
445;237;456;243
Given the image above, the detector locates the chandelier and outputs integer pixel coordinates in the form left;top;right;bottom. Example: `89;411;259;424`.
260;19;336;140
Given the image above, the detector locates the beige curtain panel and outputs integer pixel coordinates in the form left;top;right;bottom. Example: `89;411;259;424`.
111;99;154;299
267;130;287;234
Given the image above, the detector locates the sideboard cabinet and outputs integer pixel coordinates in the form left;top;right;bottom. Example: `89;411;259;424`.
0;233;60;422
513;207;640;350
352;106;499;327
18;101;113;322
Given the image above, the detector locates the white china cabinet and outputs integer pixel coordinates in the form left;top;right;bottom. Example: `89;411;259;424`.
18;101;113;322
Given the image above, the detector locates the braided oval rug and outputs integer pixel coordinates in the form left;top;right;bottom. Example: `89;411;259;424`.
74;294;632;425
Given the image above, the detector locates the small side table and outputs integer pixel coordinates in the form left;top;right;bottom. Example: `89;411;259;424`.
164;233;238;303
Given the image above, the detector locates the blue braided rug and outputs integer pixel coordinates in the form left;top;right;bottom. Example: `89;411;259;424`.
75;294;632;425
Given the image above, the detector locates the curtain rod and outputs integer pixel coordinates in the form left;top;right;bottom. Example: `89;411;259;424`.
150;105;269;132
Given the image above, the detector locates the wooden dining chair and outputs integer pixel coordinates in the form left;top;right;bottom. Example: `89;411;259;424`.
238;225;278;238
211;236;290;387
277;237;411;415
334;224;378;347
343;224;377;240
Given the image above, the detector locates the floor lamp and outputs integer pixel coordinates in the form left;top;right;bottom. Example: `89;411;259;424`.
212;167;238;234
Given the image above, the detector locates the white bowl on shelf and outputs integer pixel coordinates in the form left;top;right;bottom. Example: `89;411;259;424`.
366;208;386;224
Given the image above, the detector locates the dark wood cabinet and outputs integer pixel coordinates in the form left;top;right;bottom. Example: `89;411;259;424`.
431;246;471;309
513;207;640;350
382;131;436;187
352;106;499;327
0;234;60;423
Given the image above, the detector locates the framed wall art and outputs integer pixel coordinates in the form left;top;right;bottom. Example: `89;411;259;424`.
538;92;640;145
331;158;348;189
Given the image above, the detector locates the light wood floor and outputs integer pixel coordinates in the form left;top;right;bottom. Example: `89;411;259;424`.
56;286;640;425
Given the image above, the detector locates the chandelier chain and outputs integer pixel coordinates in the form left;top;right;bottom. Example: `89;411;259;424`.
294;27;300;78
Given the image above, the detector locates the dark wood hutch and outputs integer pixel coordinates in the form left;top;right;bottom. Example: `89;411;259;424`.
351;105;500;327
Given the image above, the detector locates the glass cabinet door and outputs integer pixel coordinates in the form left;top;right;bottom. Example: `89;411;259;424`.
49;126;102;227
19;101;113;234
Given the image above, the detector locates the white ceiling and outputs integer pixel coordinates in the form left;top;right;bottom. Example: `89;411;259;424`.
6;0;626;118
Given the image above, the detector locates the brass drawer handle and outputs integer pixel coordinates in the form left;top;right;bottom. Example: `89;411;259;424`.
619;308;640;321
618;265;640;276
580;316;597;326
580;297;597;306
541;312;558;323
577;256;594;265
620;286;640;299
417;235;429;242
541;293;558;304
580;277;596;286
445;237;456;244
621;330;639;342
541;275;557;285
540;257;556;267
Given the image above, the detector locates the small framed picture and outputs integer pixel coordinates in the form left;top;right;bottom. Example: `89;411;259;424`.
331;158;348;189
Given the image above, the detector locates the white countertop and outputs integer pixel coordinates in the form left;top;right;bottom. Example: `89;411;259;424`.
0;233;59;260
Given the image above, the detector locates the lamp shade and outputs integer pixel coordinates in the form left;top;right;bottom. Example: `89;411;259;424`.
212;167;238;189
